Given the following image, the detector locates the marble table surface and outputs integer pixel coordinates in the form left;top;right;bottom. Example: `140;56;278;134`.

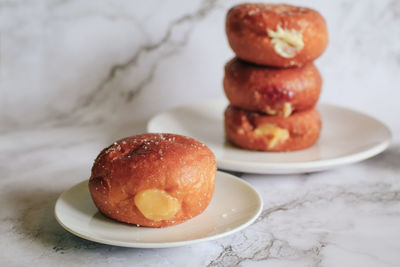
1;0;400;266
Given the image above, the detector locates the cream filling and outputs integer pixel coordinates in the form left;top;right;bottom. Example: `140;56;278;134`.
282;102;293;117
265;102;293;117
254;123;290;149
134;189;180;221
267;25;304;58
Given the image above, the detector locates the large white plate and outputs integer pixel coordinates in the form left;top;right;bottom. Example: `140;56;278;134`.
55;171;263;248
147;98;391;174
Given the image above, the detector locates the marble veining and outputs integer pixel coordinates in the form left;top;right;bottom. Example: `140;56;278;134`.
78;0;218;108
1;0;400;266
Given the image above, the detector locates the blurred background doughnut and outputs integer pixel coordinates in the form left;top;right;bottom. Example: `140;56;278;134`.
224;58;322;117
226;3;328;67
224;105;321;152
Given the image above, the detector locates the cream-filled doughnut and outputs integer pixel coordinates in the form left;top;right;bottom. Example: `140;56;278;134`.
224;105;322;152
89;133;216;228
224;58;322;117
226;3;328;67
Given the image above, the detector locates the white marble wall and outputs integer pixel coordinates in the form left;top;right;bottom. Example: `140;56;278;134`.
1;0;400;266
2;0;400;137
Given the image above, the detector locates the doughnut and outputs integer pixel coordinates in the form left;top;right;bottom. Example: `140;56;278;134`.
224;105;321;152
226;3;328;67
89;133;217;228
224;58;322;117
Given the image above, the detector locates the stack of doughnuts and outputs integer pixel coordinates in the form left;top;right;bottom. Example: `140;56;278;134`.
224;3;328;152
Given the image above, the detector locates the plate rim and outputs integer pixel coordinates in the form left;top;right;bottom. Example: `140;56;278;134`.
147;98;392;174
54;171;263;248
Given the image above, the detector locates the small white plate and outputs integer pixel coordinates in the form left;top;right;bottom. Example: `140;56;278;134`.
55;171;263;248
147;98;391;174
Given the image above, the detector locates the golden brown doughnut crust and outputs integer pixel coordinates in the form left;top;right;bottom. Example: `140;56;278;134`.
226;3;328;67
89;133;216;228
225;105;321;152
224;58;322;116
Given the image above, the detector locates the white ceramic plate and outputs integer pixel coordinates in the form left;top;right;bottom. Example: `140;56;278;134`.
54;171;263;248
147;98;391;174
